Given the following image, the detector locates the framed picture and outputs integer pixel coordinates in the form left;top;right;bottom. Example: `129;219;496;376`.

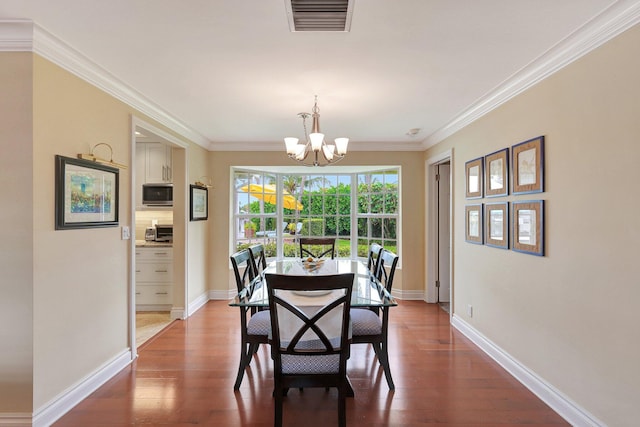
484;148;508;197
512;136;544;194
511;200;544;256
465;204;483;244
190;184;208;221
55;155;119;230
465;157;483;198
484;202;508;249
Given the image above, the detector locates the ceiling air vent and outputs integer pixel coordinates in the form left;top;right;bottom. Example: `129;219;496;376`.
285;0;354;32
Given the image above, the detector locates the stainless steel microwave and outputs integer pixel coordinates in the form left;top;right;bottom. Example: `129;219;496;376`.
142;183;173;206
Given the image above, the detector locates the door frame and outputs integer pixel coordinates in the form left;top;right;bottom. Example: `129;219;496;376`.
425;150;453;314
129;116;189;358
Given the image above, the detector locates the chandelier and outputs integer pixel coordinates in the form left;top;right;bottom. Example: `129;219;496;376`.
284;96;349;166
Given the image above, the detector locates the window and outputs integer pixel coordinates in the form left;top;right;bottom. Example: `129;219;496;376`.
356;170;399;256
232;168;399;260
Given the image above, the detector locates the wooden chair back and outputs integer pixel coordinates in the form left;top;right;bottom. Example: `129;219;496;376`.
265;272;354;427
299;237;336;259
248;244;267;277
230;249;256;293
367;243;384;276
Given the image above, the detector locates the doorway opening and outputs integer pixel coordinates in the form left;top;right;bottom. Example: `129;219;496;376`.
425;151;452;317
130;117;188;354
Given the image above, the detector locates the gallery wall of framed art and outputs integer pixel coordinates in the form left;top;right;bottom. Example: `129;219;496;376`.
464;135;545;256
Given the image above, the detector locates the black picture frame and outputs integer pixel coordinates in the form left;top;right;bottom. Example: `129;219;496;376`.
511;200;544;256
484;148;509;197
55;155;119;230
484;202;509;249
465;157;484;199
512;136;544;194
190;184;209;221
465;204;483;244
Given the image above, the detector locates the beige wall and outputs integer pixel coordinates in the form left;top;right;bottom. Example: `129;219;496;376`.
425;24;640;426
0;52;210;416
208;151;425;295
32;55;133;408
0;52;34;412
187;144;210;304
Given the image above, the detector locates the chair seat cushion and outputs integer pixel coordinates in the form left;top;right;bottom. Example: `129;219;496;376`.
279;338;342;374
350;308;382;336
281;354;340;374
247;310;270;336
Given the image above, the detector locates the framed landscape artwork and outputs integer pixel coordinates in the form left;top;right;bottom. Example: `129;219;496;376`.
511;200;544;256
512;136;544;194
484;148;509;197
484;202;508;249
190;184;209;221
465;204;483;244
465;157;483;199
55;155;119;230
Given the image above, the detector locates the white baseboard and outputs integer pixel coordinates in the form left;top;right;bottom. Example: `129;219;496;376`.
392;289;425;300
209;289;236;300
170;306;186;320
32;349;132;427
0;413;31;425
187;292;209;315
451;315;604;427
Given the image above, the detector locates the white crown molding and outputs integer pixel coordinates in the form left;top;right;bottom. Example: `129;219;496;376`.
452;315;605;427
0;20;210;149
0;19;33;50
422;0;640;150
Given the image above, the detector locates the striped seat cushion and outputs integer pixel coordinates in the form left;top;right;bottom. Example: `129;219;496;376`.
247;310;271;336
350;308;382;336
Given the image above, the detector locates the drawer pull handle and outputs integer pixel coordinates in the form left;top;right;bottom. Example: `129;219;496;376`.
155;270;168;273
154;252;168;256
155;292;168;295
136;292;141;295
135;270;141;273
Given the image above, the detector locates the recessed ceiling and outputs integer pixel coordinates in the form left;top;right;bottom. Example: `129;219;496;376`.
0;0;631;151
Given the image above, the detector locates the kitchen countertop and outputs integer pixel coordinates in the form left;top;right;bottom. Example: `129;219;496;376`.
135;240;173;248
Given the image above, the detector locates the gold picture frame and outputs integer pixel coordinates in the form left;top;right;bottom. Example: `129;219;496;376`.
512;136;544;194
511;200;544;256
465;204;483;244
465;157;483;199
484;202;508;249
484;148;508;197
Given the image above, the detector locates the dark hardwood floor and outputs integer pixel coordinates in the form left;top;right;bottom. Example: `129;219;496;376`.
53;300;568;426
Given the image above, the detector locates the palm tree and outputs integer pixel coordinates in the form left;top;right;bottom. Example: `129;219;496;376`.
272;175;326;235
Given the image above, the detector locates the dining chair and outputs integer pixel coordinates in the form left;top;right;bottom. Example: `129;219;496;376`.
350;249;399;390
265;272;354;427
299;237;336;259
366;243;384;277
230;249;270;390
248;243;267;277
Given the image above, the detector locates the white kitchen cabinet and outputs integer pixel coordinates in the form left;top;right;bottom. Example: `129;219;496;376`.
145;143;172;183
135;247;173;309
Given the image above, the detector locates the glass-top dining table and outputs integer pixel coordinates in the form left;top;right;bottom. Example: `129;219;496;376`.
229;258;397;396
229;258;397;309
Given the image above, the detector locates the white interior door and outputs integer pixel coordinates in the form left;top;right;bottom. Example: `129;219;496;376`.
437;162;451;303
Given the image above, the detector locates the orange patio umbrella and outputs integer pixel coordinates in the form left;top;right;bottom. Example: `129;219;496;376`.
240;184;303;211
